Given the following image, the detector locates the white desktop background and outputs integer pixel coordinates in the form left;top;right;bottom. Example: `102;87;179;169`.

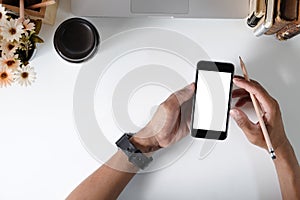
2;0;300;199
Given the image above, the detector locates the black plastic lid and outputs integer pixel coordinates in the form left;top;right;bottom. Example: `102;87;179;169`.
54;18;100;63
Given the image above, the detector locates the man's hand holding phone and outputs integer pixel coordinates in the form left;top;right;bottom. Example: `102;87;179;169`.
130;83;195;153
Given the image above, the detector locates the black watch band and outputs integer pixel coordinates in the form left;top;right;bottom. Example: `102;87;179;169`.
116;133;153;170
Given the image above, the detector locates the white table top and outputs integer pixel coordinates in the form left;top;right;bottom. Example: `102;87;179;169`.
1;0;300;199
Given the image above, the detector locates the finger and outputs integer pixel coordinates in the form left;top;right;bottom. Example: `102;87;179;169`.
234;75;261;86
232;88;249;98
173;83;195;106
235;96;252;107
234;75;245;80
230;108;266;148
230;108;258;136
181;97;194;123
233;77;274;106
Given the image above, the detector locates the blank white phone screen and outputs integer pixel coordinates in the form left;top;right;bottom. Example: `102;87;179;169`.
193;70;232;131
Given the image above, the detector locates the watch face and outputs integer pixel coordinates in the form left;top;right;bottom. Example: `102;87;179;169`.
116;134;135;154
116;133;153;170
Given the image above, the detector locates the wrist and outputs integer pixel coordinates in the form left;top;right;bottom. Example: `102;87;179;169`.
274;140;299;171
130;130;161;154
275;139;293;158
106;150;139;172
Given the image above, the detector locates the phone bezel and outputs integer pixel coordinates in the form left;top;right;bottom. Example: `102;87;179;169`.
191;61;235;140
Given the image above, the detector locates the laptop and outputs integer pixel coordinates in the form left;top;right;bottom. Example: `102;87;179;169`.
71;0;249;19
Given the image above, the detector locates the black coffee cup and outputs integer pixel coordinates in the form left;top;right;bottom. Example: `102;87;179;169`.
54;18;100;63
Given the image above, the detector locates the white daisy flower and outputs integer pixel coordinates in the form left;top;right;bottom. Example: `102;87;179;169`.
0;4;7;24
1;18;24;42
22;19;35;32
0;54;20;71
15;65;37;86
0;40;19;56
0;67;14;88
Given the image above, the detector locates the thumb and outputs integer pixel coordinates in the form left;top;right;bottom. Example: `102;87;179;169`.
174;83;195;106
230;108;257;136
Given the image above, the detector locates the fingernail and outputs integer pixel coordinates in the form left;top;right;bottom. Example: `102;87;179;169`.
233;78;241;84
185;83;194;90
230;109;239;119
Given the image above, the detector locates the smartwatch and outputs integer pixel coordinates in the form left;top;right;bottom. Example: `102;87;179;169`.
116;133;153;170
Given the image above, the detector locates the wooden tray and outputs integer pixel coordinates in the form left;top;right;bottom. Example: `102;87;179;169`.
0;0;47;18
0;0;58;25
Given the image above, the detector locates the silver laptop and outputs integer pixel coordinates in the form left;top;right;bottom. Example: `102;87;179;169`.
71;0;249;19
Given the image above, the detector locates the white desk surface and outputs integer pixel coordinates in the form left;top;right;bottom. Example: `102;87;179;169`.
1;0;300;199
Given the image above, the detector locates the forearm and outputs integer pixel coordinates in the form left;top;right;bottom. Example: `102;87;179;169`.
274;140;300;200
67;150;138;200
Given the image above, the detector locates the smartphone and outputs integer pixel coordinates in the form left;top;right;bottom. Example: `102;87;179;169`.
191;61;234;140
